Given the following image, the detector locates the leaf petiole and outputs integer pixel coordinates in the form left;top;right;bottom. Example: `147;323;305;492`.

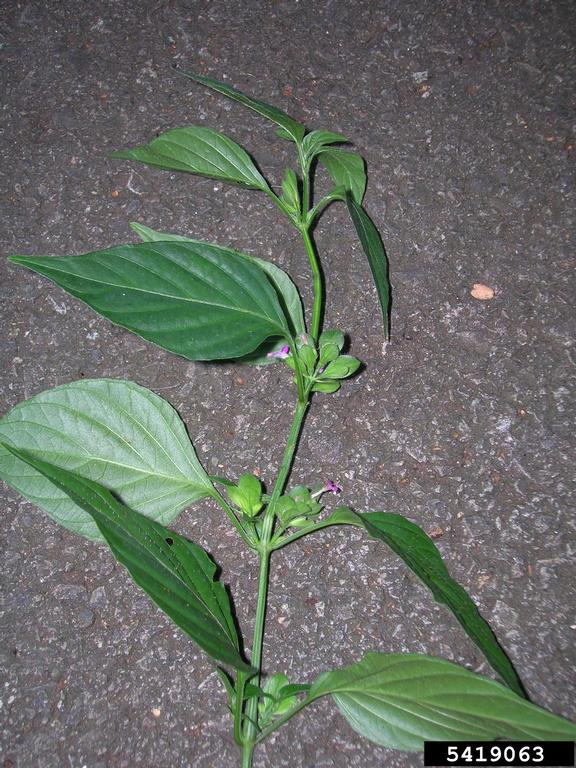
254;695;312;745
233;671;249;746
270;515;357;551
210;488;258;548
307;187;346;226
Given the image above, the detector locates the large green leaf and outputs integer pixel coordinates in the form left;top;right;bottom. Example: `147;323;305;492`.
2;445;252;673
11;240;292;361
112;125;270;191
339;509;524;697
0;379;213;540
319;149;366;204
181;72;306;144
346;196;390;340
309;653;576;751
129;223;305;339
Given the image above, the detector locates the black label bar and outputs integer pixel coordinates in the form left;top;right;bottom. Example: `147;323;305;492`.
424;741;575;767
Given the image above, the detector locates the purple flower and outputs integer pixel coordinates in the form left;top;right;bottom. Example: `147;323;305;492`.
267;344;290;360
325;479;342;494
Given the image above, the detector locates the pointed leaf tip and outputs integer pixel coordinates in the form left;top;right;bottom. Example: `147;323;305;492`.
11;240;293;361
346;196;390;341
1;443;252;673
180;71;306;144
359;512;525;697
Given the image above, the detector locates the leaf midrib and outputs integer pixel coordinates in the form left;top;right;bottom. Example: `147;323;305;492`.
22;260;287;331
158;131;263;186
68;476;234;641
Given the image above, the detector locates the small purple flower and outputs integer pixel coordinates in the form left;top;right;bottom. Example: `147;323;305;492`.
267;344;290;360
325;479;342;494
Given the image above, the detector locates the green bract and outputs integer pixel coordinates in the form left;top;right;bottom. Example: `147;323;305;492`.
3;74;574;768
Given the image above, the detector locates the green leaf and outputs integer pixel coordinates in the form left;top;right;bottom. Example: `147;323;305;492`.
298;343;318;375
319;149;366;204
319;328;345;351
238;473;262;510
259;674;300;724
227;473;263;518
112;126;270;191
346;196;390;341
321;354;361;380
309;652;576;751
359;512;525;697
318;329;345;367
216;667;236;709
280;168;300;214
129;223;306;341
180;72;306;144
11;240;292;361
324;506;363;527
1;445;252;673
311;380;341;394
0;379;213;541
277;683;311;698
300;130;349;168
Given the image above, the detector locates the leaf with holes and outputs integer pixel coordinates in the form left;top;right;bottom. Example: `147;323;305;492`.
2;444;252;673
112;125;270;191
0;379;213;540
11;239;293;361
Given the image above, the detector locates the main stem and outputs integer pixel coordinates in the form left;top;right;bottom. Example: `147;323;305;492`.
241;398;310;767
241;143;321;766
299;225;322;340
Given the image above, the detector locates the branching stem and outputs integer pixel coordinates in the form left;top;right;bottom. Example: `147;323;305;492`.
240;141;329;765
241;397;310;766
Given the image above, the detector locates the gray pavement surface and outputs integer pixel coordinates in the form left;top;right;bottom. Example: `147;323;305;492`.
1;1;575;766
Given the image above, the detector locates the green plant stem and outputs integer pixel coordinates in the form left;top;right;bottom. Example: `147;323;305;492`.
241;397;310;766
297;149;323;341
288;338;306;403
234;672;248;746
263;187;296;221
298;148;311;215
307;190;345;226
299;225;323;340
254;696;311;745
271;516;358;551
210;489;254;547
